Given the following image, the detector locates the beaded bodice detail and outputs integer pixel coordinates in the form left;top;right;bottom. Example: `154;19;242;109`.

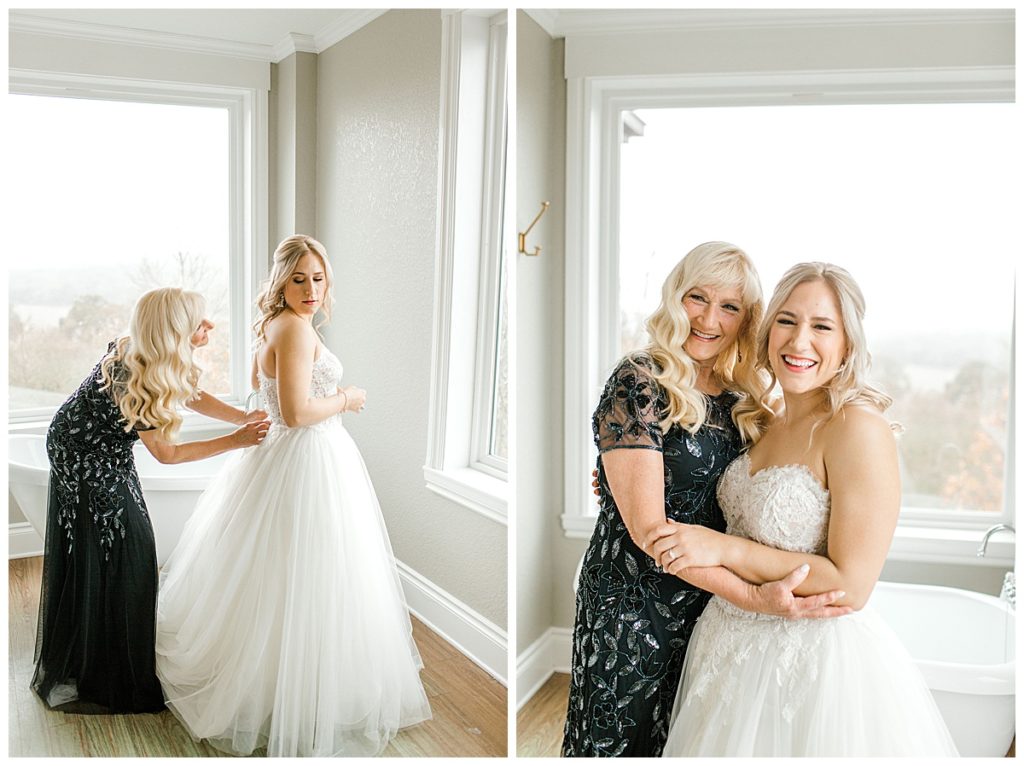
682;452;836;723
259;348;343;429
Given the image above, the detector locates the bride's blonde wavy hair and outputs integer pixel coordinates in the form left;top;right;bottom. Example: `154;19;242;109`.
254;235;334;343
732;261;894;443
100;287;205;441
645;241;768;442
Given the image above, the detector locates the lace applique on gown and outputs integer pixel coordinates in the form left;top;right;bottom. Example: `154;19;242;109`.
156;348;431;756
661;453;959;757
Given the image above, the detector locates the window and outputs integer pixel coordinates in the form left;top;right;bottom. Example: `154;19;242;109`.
424;10;508;522
8;73;267;426
619;104;1014;522
562;68;1016;564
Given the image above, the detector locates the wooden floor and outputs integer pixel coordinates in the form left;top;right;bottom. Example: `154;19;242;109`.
516;672;568;757
517;672;1016;758
9;556;506;757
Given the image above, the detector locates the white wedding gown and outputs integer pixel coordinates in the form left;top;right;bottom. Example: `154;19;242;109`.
155;348;431;756
662;453;958;757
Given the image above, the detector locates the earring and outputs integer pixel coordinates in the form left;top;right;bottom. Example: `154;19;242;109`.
277;293;286;308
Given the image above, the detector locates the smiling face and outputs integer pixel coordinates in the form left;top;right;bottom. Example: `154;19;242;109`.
768;278;848;395
681;284;745;365
282;252;327;318
190;318;214;348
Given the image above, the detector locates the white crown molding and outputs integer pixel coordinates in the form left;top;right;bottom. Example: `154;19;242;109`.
9;11;273;62
550;9;1014;38
522;9;559;39
313;9;388;54
270;33;317;64
10;9;392;65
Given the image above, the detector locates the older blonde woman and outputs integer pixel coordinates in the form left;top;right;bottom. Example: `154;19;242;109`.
562;243;851;758
656;263;958;756
32;287;269;714
156;235;431;757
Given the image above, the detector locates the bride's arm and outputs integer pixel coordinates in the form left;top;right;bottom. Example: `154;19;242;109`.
604;452;849;617
649;407;900;610
678;564;852;618
275;318;350;427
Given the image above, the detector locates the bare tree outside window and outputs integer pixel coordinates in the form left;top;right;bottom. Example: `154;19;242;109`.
8;94;230;413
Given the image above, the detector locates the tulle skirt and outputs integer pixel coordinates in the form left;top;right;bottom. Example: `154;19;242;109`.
155;419;431;756
663;597;959;757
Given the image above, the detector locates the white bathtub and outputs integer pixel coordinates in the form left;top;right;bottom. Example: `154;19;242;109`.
572;553;1015;756
868;580;1015;757
9;433;229;565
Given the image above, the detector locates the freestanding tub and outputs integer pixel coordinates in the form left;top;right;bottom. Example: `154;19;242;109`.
868;580;1015;757
9;433;230;565
572;553;1015;756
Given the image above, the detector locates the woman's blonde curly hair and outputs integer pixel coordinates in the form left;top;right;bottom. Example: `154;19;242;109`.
732;261;894;443
254;235;334;343
645;241;768;443
100;287;205;441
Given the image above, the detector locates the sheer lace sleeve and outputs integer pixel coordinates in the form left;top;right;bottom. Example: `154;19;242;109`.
592;355;666;454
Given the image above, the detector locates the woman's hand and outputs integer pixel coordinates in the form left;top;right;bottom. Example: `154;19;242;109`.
241;408;269;424
591;469;601;496
749;565;853;619
229;419;270;448
646;520;728;570
339;386;367;413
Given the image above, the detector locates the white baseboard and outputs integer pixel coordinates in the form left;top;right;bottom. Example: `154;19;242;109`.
516;626;572;709
9;522;43;559
7;523;509;687
396;560;508;686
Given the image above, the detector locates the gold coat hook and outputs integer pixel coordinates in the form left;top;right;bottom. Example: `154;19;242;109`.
519;201;550;256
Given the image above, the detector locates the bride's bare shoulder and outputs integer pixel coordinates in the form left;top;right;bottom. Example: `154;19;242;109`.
265;313;312;345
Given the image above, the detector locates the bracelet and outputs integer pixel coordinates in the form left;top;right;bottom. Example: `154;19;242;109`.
340;390;349;413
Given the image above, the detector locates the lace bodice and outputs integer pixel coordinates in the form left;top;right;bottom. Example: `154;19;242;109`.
259;348;344;429
717;453;831;555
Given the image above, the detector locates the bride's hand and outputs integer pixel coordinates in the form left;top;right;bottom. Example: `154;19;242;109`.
646;521;725;570
750;565;853;619
230;419;270;448
339;386;367;413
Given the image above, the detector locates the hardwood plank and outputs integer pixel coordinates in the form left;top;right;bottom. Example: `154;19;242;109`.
516;672;568;757
9;556;507;757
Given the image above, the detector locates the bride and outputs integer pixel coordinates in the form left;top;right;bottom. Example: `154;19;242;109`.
155;235;431;756
650;262;958;756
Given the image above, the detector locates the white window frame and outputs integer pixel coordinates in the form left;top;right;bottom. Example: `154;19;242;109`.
7;69;268;434
562;66;1016;567
424;10;508;525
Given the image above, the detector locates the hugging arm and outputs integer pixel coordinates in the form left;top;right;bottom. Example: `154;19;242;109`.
653;408;899;610
604;449;849;618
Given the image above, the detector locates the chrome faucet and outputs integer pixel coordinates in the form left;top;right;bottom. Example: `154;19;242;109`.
977;524;1015;557
978;524;1015;608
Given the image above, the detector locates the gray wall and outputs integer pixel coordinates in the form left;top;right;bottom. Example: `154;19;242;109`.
315;10;507;629
516;11;577;650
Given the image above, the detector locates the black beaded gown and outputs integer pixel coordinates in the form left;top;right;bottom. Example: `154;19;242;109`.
561;354;743;757
31;345;164;713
